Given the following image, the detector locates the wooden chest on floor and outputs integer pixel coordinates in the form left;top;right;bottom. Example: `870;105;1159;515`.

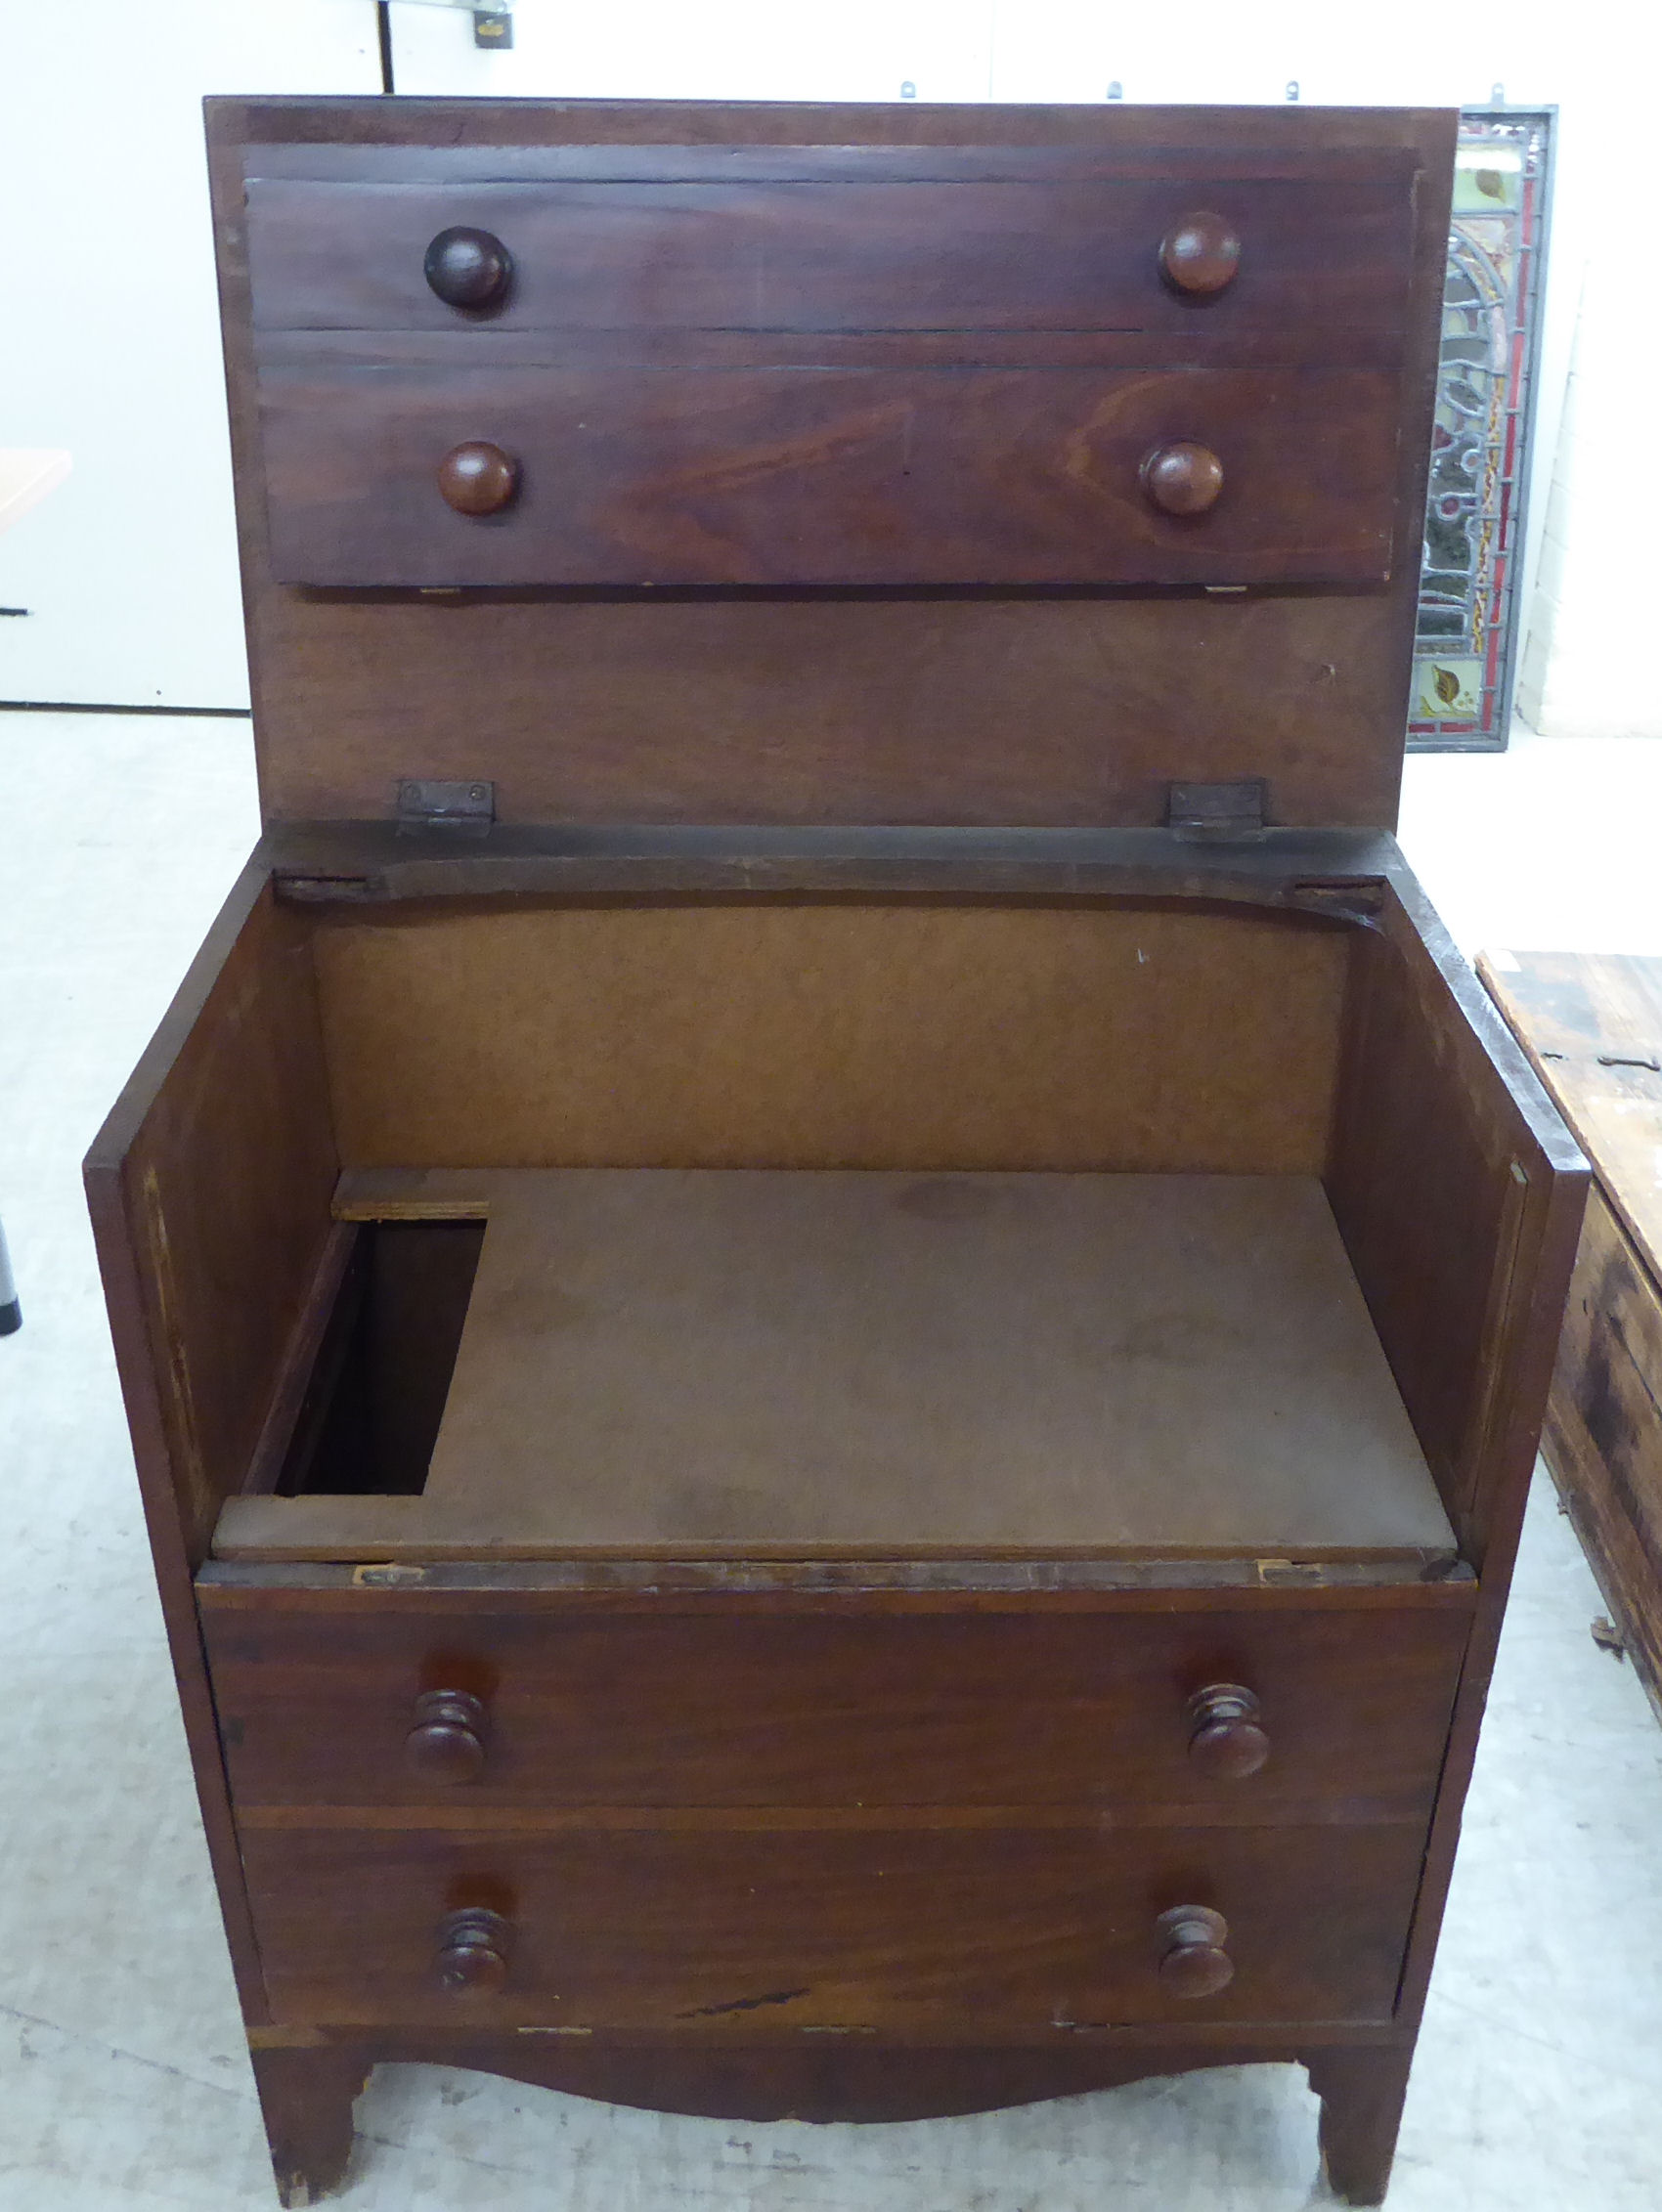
1480;950;1662;1716
86;97;1586;2207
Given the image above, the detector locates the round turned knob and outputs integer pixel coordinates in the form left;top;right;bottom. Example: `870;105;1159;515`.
424;225;513;310
405;1689;489;1785
1159;211;1242;296
434;1906;512;1996
1141;441;1224;518
1156;1905;1235;1999
1186;1683;1270;1780
437;441;519;517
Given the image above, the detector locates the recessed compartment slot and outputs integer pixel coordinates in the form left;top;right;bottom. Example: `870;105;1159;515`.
278;1219;484;1497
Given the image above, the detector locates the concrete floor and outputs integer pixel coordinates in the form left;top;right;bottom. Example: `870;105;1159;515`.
2;714;1661;2209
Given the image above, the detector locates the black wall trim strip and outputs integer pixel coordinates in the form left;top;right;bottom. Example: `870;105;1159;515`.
0;701;251;718
377;2;396;96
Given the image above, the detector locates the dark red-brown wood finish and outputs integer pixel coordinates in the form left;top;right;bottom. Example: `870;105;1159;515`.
209;99;1454;832
82;95;1588;2210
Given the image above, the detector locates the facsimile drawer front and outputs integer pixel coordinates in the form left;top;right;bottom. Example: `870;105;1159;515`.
243;146;1417;588
255;364;1403;588
243;166;1417;344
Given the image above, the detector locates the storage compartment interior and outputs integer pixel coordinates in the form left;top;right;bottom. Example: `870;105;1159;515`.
196;892;1483;1569
275;1220;484;1497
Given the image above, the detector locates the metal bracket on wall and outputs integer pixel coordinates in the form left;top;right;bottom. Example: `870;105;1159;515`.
388;0;513;47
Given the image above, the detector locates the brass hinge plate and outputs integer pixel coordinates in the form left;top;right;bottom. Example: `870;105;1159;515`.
1166;779;1268;839
396;779;496;838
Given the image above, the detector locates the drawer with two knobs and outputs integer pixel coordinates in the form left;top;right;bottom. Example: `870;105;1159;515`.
203;1587;1471;2032
237;1815;1435;2032
202;1596;1473;1820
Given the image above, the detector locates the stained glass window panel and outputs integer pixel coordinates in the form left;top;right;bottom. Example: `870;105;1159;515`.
1409;108;1553;752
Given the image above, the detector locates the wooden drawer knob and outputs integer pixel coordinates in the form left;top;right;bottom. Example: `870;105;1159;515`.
1159;211;1242;296
1186;1683;1270;1779
438;441;520;517
1156;1905;1235;1999
1141;442;1224;517
406;1690;488;1785
424;225;513;310
434;1906;512;1996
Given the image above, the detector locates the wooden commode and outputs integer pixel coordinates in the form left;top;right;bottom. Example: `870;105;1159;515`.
86;97;1586;2205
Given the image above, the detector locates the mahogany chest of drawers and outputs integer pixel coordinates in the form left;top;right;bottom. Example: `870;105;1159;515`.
86;96;1586;2205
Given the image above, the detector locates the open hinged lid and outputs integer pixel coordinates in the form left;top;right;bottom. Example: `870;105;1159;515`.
207;97;1455;839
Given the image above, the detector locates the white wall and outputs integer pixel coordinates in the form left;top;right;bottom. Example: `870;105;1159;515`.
1515;237;1662;738
0;1;378;710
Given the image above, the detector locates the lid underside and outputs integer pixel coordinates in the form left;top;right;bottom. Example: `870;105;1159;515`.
208;99;1457;835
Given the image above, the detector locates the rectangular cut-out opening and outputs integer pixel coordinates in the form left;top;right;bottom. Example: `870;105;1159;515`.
277;1220;483;1498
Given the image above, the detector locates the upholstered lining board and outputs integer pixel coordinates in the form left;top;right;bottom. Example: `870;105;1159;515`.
213;1167;1454;1564
308;900;1351;1176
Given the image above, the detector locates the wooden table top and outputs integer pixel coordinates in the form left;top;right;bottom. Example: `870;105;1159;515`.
1479;950;1662;1284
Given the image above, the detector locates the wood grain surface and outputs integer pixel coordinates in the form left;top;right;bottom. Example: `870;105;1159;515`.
89;878;339;1558
241;1817;1429;2031
203;1594;1470;1818
76;98;1584;2203
1329;894;1588;1566
258;820;1404;910
258;363;1400;589
244;171;1413;342
205;98;1457;830
1474;951;1662;1718
1350;888;1587;2041
1478;949;1662;1286
250;156;1408;588
236;2027;1418;2196
83;866;342;2026
241;583;1421;832
213;1169;1451;1564
1539;1187;1662;1716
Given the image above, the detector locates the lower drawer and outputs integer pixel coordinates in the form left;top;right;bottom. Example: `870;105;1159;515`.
241;1819;1427;2031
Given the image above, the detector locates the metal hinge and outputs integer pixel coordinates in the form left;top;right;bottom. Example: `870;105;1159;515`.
1166;778;1267;840
396;779;496;838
